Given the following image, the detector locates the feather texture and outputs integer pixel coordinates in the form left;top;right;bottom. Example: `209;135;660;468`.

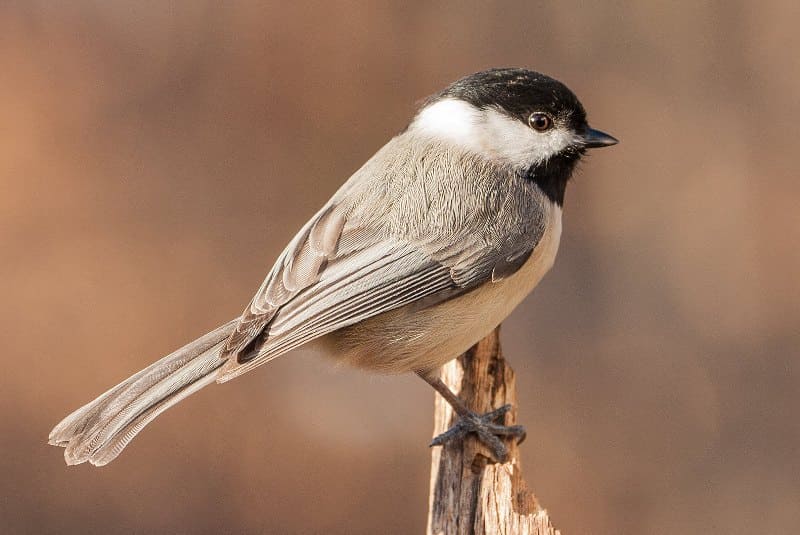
49;320;237;466
49;126;556;464
217;132;548;381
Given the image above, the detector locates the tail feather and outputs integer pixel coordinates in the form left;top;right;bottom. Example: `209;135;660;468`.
49;320;237;466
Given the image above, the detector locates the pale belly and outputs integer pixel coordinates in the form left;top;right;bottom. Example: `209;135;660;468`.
313;206;563;374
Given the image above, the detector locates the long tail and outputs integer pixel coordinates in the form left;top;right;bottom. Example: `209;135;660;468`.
49;320;238;466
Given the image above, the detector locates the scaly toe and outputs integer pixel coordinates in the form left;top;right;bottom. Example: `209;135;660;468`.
429;405;526;462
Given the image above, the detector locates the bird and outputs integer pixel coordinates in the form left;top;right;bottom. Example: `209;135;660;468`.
49;68;617;466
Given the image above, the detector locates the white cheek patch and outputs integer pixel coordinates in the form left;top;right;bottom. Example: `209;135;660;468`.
412;98;578;169
412;98;483;149
481;108;577;167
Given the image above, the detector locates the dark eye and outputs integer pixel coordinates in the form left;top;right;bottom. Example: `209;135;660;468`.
528;112;553;132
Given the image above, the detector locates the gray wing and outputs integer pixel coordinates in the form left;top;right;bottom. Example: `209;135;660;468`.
217;134;548;382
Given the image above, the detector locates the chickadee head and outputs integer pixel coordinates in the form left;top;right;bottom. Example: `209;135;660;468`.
412;68;617;205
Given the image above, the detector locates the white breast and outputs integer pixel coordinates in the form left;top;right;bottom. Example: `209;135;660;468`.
319;201;563;373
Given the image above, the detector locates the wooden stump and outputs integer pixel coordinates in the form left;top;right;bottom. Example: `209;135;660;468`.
426;327;560;535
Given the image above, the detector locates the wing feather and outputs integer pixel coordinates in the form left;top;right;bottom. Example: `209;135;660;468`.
217;133;549;382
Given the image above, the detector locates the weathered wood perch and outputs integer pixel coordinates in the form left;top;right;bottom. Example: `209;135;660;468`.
426;326;560;535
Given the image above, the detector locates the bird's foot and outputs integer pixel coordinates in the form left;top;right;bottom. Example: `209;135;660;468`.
430;404;526;462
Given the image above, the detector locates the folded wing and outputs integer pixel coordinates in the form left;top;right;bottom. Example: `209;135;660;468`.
217;136;548;382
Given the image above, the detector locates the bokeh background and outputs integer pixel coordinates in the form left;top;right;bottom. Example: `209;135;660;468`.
2;1;798;533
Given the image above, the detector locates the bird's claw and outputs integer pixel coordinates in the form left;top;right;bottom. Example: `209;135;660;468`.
430;404;526;462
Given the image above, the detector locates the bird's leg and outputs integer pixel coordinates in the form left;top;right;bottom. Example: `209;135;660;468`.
416;370;526;462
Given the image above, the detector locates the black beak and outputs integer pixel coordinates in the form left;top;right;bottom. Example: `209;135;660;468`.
582;127;618;149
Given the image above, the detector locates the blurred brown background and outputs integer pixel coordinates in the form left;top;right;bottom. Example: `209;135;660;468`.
2;1;798;533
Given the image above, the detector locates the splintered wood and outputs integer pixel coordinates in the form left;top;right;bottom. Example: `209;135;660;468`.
426;327;560;535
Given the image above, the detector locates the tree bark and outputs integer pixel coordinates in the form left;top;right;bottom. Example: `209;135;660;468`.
426;326;560;535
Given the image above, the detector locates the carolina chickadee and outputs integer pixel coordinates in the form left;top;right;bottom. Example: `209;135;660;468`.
50;68;617;466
